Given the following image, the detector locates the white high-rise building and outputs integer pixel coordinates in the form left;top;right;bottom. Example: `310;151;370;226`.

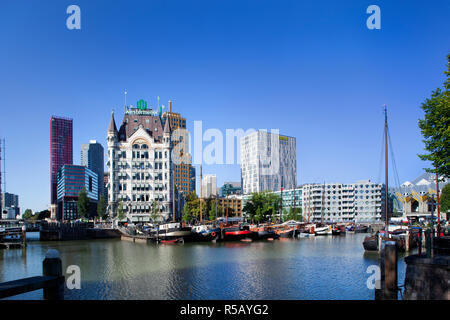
240;131;297;194
201;174;217;198
301;180;384;223
106;105;182;223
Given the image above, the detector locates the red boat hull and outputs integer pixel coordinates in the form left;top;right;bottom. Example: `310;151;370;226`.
224;230;253;240
160;238;184;244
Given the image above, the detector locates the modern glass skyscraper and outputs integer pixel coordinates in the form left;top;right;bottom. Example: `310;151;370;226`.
81;140;104;200
240;131;297;194
50;116;73;204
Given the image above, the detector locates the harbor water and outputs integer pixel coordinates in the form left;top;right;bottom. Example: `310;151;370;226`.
0;232;408;300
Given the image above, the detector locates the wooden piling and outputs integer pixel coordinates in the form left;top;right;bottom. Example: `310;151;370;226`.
425;229;432;258
376;240;398;300
22;225;26;248
42;249;64;300
405;230;410;252
384;241;398;300
418;229;423;256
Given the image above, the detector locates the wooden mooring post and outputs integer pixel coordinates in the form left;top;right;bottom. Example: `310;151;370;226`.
43;249;64;300
375;241;398;300
425;229;432;258
0;249;65;300
22;225;26;248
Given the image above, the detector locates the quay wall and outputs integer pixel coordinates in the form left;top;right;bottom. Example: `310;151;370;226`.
120;234;151;243
40;222;121;241
403;254;449;300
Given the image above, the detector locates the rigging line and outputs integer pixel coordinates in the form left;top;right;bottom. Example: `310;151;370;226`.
387;126;401;189
377;126;385;184
387;126;403;213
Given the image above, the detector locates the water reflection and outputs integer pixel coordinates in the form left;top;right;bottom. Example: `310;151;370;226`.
0;234;407;300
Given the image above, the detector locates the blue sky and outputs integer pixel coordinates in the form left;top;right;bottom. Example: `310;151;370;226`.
0;0;449;212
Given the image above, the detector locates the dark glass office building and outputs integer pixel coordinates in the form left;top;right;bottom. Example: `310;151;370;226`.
50;116;73;204
57;164;98;221
81;140;104;200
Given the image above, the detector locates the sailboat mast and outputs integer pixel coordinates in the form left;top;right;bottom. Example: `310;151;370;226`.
293;185;296;219
200;165;203;223
280;176;283;222
172;161;175;222
384;105;389;236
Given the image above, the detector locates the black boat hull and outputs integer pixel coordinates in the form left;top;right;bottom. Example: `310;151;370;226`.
356;226;369;233
363;236;378;251
191;230;220;242
279;230;295;238
254;230;277;240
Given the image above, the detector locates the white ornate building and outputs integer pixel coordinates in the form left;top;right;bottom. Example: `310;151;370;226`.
106;106;182;223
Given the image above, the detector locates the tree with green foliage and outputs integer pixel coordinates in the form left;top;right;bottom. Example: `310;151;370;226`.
97;195;107;219
243;192;264;223
440;184;450;213
23;209;34;220
77;187;89;218
150;200;160;224
207;197;223;221
418;54;450;178
243;191;281;224
182;192;201;223
292;207;302;221
182;204;193;223
266;192;281;223
117;200;125;221
37;210;50;220
282;208;290;222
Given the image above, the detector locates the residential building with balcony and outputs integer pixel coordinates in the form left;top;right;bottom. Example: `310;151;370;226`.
302;180;383;223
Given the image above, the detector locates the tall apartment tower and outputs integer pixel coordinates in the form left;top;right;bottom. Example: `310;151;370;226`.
81;140;105;200
240;131;297;194
50;116;73;204
162;101;195;196
107;101;181;223
201;174;217;198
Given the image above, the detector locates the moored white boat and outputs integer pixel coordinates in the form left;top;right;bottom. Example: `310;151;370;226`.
158;222;192;240
315;225;332;235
